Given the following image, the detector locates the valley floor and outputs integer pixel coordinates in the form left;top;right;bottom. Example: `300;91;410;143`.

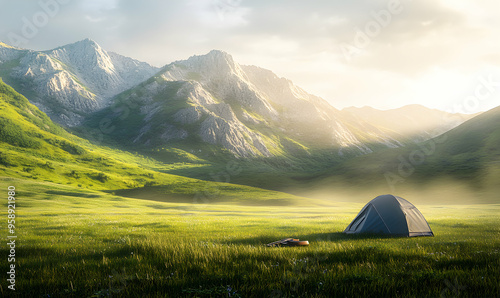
1;178;499;297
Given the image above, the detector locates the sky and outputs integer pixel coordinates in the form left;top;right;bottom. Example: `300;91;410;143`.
1;0;499;113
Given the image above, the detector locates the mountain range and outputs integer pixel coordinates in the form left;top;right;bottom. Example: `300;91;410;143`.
1;39;498;204
0;39;475;158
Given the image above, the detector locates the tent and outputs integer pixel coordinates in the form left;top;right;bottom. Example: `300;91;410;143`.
344;194;434;237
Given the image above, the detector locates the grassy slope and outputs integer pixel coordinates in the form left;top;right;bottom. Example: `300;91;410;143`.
1;177;498;297
0;80;312;206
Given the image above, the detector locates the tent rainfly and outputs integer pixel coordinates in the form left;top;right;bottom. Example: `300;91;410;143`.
344;195;434;237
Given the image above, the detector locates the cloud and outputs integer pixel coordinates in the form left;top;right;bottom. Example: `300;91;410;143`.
188;0;252;27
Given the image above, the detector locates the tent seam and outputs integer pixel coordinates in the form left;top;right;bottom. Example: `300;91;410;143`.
370;204;392;233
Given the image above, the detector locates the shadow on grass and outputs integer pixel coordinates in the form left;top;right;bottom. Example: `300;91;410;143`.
113;187;203;204
46;190;101;198
299;232;415;242
223;232;404;246
112;185;300;206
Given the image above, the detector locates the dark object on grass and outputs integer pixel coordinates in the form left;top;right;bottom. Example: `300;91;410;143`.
267;238;309;247
344;194;434;237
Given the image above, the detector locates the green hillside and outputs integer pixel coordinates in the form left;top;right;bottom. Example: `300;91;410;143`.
0;80;312;206
393;105;500;185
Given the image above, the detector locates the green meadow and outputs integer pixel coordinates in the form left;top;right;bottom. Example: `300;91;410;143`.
1;178;499;297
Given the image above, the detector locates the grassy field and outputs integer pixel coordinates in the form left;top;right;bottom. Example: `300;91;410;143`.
1;178;499;297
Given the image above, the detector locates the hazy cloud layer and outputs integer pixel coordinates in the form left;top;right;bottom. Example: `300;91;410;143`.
0;0;499;112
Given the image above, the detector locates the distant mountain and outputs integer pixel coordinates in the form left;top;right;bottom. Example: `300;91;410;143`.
308;104;500;203
342;105;477;144
0;39;158;126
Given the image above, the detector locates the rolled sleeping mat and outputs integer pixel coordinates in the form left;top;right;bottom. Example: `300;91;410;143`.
286;240;309;246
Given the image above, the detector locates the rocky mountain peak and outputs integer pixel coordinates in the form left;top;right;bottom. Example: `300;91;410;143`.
0;41;25;62
46;39;158;99
79;38;98;46
178;50;241;77
62;38;100;52
1;39;158;126
50;38;115;74
206;49;235;64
